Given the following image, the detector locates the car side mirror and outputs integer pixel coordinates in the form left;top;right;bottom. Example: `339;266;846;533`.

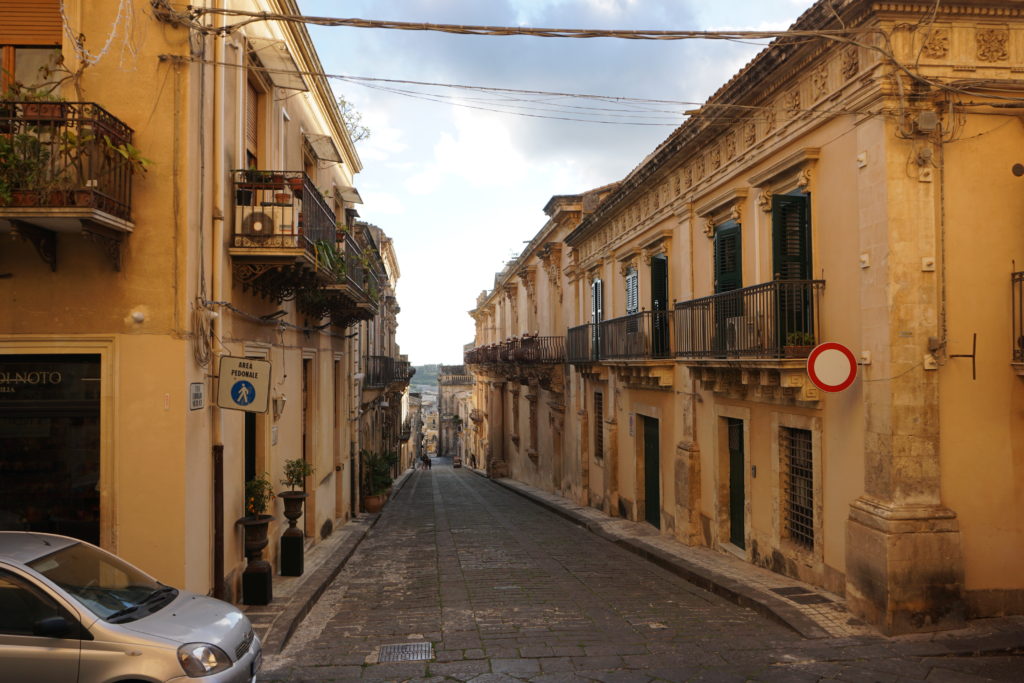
33;616;73;638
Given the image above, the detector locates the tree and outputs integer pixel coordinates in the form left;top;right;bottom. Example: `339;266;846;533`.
337;96;370;143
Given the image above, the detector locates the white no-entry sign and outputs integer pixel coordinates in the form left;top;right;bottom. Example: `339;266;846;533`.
806;342;857;393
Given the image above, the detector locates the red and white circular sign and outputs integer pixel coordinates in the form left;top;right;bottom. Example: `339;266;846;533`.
806;342;858;392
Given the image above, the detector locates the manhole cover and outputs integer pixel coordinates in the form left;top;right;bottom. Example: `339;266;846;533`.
770;586;812;596
378;642;433;662
789;594;833;605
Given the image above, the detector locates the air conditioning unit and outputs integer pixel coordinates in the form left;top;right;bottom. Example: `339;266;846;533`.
725;314;767;351
234;206;297;247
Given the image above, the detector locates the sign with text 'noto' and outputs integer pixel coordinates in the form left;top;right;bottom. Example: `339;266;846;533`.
217;357;271;413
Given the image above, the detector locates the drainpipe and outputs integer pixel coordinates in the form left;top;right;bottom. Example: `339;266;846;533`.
210;8;227;600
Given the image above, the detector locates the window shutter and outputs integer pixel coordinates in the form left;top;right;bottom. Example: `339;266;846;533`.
246;80;259;158
714;223;742;293
626;268;638;315
591;279;603;322
772;194;811;280
0;1;61;45
651;255;668;311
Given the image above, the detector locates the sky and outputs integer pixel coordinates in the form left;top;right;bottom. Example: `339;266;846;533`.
299;0;817;365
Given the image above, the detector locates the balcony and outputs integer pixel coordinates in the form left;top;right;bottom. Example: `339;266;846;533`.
465;336;566;366
230;169;338;300
364;356;415;389
317;230;380;324
567;311;672;364
673;280;824;360
0;101;137;270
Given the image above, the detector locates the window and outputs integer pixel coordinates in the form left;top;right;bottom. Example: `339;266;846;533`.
1;1;61;92
593;392;604;460
625;267;638;315
781;427;814;550
713;222;741;294
772;194;811;281
0;570;67;636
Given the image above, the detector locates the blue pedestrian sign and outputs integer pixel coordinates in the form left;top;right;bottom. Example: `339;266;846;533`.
217;357;271;413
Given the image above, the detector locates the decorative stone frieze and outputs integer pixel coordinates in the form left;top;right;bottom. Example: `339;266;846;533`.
922;28;950;58
811;63;829;99
976;27;1009;62
744;120;757;147
841;46;859;79
724;133;736;160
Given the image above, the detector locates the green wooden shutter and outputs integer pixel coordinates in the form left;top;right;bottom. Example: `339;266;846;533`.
772;194;811;280
714;223;742;293
625;268;638;315
651;254;668;311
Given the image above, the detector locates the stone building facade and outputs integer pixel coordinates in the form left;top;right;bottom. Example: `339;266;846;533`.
467;0;1024;633
0;0;407;602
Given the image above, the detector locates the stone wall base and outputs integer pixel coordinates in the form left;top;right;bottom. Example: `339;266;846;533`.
967;589;1024;618
846;497;966;635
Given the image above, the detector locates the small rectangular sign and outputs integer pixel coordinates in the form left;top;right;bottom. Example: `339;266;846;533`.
217;357;271;413
189;382;205;411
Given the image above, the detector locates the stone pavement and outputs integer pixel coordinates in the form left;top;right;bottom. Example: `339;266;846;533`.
259;460;1024;681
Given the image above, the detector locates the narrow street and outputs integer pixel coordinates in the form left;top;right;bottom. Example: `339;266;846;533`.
262;461;1023;682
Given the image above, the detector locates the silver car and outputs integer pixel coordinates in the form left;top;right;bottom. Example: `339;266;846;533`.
0;532;261;683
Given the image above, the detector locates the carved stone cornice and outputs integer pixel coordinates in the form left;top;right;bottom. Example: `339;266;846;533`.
695;187;748;238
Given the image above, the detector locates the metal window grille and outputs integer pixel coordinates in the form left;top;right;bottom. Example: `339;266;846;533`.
781;427;814;550
594;392;604;460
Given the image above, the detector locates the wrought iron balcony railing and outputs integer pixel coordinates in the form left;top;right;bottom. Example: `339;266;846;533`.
599;311;673;360
673;280;825;359
364;356;415;388
464;336;566;365
567;311;672;364
0;101;136;223
231;170;336;261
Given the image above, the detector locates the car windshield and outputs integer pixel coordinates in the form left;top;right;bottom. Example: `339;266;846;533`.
27;542;164;620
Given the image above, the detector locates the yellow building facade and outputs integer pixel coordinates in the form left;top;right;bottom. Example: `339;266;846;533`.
0;0;407;602
468;0;1024;634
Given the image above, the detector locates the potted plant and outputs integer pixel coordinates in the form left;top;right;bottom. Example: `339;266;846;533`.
236;473;274;605
277;458;313;576
361;449;395;513
784;331;816;358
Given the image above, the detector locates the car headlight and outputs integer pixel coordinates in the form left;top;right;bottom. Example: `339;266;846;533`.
177;642;232;677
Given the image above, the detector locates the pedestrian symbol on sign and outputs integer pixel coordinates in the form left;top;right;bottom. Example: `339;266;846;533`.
232;380;256;406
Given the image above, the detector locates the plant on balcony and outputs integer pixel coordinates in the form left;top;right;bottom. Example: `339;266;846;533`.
314;240;347;281
0;133;50;204
784;331;816;358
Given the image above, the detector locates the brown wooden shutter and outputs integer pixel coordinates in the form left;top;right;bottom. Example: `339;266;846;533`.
0;0;62;45
246;80;258;158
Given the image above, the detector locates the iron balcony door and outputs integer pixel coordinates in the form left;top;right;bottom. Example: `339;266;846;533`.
643;416;661;529
772;195;814;345
727;418;745;549
591;279;603;360
714;223;742;355
651;254;670;357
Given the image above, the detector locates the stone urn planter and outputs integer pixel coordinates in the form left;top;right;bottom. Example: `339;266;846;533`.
363;493;384;514
236;514;273;605
278;491;307;576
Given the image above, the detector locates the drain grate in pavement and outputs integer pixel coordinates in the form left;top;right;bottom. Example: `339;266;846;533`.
789;594;833;605
770;586;813;596
378;642;433;662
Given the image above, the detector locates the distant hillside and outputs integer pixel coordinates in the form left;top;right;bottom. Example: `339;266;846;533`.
413;364;440;386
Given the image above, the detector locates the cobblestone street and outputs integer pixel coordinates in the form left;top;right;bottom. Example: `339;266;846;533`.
262;462;1024;682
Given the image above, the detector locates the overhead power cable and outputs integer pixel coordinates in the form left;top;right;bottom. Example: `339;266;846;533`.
184;7;873;44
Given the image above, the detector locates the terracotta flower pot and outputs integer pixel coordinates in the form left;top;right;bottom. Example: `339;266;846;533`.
364;493;384;513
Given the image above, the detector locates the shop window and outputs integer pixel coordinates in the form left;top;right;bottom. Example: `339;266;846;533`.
781;426;814;550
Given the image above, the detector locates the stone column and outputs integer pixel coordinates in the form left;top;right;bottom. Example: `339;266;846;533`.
674;441;702;545
605;418;619;516
486;381;508;478
846;120;964;634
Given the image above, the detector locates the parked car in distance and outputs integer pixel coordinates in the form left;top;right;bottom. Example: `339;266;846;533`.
0;532;261;683
452;455;462;468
